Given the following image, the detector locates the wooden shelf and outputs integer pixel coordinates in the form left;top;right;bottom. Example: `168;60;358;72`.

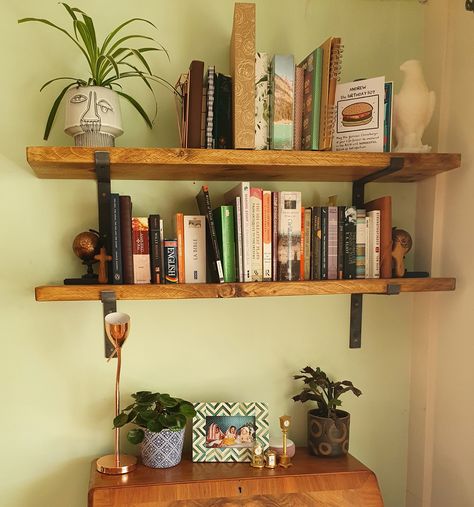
88;448;383;507
35;278;455;302
27;146;460;182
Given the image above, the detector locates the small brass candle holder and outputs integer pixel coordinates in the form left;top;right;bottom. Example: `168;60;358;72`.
278;415;293;468
96;312;137;475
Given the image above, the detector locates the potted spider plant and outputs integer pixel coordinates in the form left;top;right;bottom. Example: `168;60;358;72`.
293;366;362;458
19;3;173;146
113;391;196;468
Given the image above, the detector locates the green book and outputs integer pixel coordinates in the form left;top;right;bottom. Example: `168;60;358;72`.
213;206;236;282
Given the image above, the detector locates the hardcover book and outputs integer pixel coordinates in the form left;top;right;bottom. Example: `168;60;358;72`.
213;74;233;149
320;207;328;279
188;60;205;148
255;52;270;150
299;48;323;150
174;213;185;283
164;239;178;284
224;182;251;282
250;187;263;281
184;215;206;283
270;54;295;150
311;206;322;280
356;209;366;279
262;190;272;281
148;214;163;284
303;208;312;280
367;210;381;278
365;197;391;278
384;81;393;152
132;217;151;284
213;206;236;283
234;196;244;282
272;191;279;281
293;66;304;151
319;37;343;151
206;66;216;149
196;185;225;283
230;2;255;149
110;193;122;284
119;195;134;284
276;191;301;281
333;76;385;152
343;207;357;279
327;206;338;280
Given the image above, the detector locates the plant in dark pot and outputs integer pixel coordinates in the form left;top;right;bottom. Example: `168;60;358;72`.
114;391;196;468
293;366;362;458
19;3;173;146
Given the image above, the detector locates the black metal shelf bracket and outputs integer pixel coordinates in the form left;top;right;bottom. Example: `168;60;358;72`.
349;157;404;348
95;152;115;357
100;290;117;358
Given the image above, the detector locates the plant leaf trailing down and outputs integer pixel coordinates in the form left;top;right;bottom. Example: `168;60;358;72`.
292;366;362;420
112;391;196;445
18;3;176;139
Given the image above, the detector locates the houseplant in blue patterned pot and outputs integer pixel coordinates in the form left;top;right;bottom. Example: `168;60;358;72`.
293;366;362;458
113;391;196;468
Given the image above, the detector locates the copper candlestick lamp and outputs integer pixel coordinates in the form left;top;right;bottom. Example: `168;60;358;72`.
96;312;137;475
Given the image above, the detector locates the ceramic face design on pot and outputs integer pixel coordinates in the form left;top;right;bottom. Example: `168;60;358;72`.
64;86;123;147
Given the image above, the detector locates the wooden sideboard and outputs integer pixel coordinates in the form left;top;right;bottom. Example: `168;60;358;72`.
88;448;384;506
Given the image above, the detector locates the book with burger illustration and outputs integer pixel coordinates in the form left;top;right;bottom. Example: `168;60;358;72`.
332;76;385;152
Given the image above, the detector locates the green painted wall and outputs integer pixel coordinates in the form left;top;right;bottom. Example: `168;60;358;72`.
1;1;422;506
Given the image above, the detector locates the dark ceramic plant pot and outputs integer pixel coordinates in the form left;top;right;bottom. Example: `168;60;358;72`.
307;409;350;457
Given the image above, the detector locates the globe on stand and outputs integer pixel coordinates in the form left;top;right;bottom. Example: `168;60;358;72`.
64;230;100;285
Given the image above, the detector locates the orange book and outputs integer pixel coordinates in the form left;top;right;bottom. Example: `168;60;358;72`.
174;213;185;283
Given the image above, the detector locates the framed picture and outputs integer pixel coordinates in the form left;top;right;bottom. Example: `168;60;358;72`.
192;402;269;462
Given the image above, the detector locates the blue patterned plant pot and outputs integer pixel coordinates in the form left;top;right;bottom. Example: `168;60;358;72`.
140;428;185;468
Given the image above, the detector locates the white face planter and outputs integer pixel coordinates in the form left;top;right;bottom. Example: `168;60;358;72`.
64;86;123;147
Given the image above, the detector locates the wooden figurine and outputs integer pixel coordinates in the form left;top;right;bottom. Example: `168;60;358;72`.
392;229;413;277
94;247;112;284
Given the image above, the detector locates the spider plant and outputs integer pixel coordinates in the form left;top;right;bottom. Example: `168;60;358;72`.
19;3;174;140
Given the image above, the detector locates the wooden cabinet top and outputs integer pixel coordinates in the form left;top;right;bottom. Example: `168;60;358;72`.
88;448;383;507
27;146;460;182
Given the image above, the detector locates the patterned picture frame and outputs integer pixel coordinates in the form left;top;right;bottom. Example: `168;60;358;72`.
192;402;269;462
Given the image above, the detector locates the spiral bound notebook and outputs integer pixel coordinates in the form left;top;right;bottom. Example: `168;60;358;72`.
319;37;344;151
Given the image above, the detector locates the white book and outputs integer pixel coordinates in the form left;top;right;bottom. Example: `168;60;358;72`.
365;215;372;278
224;182;251;282
277;191;301;281
250;187;263;281
262;190;272;281
368;210;381;279
234;196;244;282
183;215;206;283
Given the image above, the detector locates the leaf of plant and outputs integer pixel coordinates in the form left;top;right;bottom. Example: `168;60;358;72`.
107;34;155;57
18;17;91;65
129;48;152;75
147;420;163;433
127;428;144;445
179;403;196;418
43;82;77;140
113;412;129;428
101;18;157;54
158;394;179;408
140;410;159;422
40;77;84;92
132;391;153;400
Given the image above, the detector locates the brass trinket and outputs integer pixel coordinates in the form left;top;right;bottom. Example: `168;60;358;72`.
278;415;293;468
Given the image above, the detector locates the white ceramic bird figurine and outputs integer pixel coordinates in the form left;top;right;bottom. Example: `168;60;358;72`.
393;60;435;153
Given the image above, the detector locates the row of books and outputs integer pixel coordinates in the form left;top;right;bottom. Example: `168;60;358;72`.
174;3;342;152
107;187;392;285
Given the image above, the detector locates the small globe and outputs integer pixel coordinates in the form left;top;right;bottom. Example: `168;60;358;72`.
72;231;100;262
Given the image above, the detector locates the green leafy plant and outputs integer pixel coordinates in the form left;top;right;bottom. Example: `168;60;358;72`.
18;3;174;139
113;391;196;445
293;366;362;420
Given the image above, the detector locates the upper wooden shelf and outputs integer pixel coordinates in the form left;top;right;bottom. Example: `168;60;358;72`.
35;278;455;302
27;147;461;182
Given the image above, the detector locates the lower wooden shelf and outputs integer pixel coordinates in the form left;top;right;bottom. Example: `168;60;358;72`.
36;277;455;302
88;448;383;507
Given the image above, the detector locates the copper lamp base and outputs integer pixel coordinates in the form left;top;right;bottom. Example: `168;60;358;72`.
96;454;138;475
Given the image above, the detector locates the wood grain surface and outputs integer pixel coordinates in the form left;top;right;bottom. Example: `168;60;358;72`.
88;449;384;507
35;278;456;302
27;146;460;182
